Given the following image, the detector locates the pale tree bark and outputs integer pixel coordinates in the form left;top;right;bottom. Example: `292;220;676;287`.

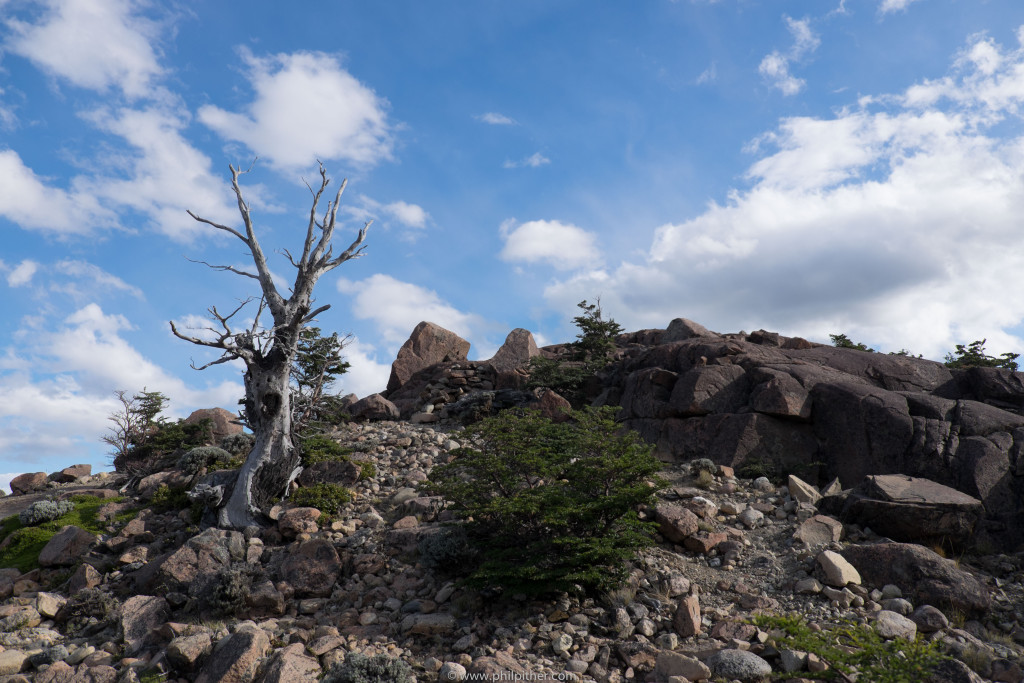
171;162;370;528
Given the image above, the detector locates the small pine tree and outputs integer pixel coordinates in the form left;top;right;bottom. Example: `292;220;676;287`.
944;339;1019;371
291;326;351;434
829;333;874;352
425;407;665;596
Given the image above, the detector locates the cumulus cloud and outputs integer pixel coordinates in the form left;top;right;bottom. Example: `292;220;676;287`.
5;0;163;98
0;150;113;235
6;259;38;287
54;260;143;299
337;337;391;398
879;0;923;14
499;219;601;271
199;49;393;171
345;195;429;241
337;274;487;352
544;28;1024;362
696;63;718;85
477;112;517;125
0;303;242;468
503;152;551;169
759;16;820;96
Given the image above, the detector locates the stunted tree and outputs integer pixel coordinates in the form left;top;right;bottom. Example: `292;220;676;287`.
171;162;370;528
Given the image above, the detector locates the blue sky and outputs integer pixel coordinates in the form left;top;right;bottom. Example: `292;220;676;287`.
2;0;1024;488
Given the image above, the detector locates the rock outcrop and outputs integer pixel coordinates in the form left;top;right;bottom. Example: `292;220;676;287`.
183;407;243;444
386;321;471;393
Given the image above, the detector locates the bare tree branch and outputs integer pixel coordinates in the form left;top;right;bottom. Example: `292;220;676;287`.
186;211;248;243
186;257;260;281
301;304;332;324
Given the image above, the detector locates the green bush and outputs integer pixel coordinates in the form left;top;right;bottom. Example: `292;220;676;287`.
206;563;259;616
219;432;255;457
752;613;948;681
425;406;665;596
417;525;477;573
290;483;351;516
177;446;235;474
358;461;376;481
299;434;353;466
528;299;624;406
944;339;1019;371
0;495;133;573
322;653;413;683
19;499;75;526
56;588;120;637
829;333;874;352
151;485;190;512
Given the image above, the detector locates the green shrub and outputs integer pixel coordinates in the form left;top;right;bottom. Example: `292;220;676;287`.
299;434;353;466
528;299;624;406
425;406;665;596
417;525;477;573
830;333;874;352
322;653;413;683
944;339;1019;371
177;446;234;474
19;499;75;526
0;495;131;573
689;458;716;476
151;485;190;512
752;613;948;681
219;432;255;456
290;483;351;515
358;461;376;481
56;588;120;637
206;563;259;616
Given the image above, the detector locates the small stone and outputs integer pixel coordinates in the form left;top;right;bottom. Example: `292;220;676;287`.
673;588;701;638
881;598;914;616
909;604;949;633
787;474;822;505
752;477;774;492
552;633;573;655
881;584;903;599
794;578;822;594
738;507;765;529
655;650;711;680
779;649;808;673
708;649;772;680
439;662;467;681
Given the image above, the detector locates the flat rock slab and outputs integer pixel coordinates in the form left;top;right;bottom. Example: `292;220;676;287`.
819;474;983;549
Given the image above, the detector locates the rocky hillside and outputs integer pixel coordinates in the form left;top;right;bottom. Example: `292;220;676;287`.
0;318;1021;683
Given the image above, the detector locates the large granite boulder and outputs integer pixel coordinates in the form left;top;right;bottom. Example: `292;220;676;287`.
819;474;984;549
10;472;48;495
487;328;539;372
348;394;399;421
387;322;471;393
183;408;243;445
841;542;991;616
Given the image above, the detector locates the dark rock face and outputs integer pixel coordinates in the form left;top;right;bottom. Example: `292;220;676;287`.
600;326;1024;548
841;542;991;616
387;321;471;393
819;474;984;549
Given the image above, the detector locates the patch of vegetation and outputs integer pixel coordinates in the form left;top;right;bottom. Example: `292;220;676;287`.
528;298;624;406
752;613;948;681
19;499;76;526
944;339;1019;371
830;333;874;352
322;652;414;683
290;483;351;517
205;563;259;616
417;525;477;573
291;326;353;435
177;446;237;475
150;485;190;512
219;432;255;457
0;495;133;573
357;461;376;480
299;434;353;466
56;587;121;637
104;388;215;474
425;406;666;596
736;455;781;482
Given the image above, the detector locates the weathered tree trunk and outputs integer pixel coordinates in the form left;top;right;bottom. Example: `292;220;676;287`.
172;163;370;529
219;348;298;528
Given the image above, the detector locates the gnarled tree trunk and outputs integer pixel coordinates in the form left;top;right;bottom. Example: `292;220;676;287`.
171;163;370;529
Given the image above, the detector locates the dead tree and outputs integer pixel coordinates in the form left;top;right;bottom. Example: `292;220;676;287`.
171;162;370;528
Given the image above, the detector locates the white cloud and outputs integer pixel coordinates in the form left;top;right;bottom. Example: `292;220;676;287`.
477;112;517;125
503;152;551;169
6;259;38;287
337;274;486;352
54;260;144;299
347;195;429;231
337;337;391;398
0;304;242;468
759;16;820;96
198;49;393;171
384;201;428;229
696;63;717;85
499;219;602;271
543;28;1024;363
82;106;239;241
879;0;923;15
5;0;163;98
0;150;113;235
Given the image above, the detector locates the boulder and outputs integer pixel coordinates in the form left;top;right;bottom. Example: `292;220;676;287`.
841;542;991;615
10;472;48;495
819;474;984;549
120;595;169;655
818;550;861;587
183;407;243;445
148;528;246;596
794;515;843;547
194;622;269;683
672;588;701;637
707;649;772;681
39;526;96;567
50;464;92;484
260;643;320;683
277;507;321;538
487;328;539;372
167;632;213;672
535;388;572;422
348;394;399;421
296;459;362;487
280;539;342;597
387;321;471;393
663;318;714;342
655;504;699;543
